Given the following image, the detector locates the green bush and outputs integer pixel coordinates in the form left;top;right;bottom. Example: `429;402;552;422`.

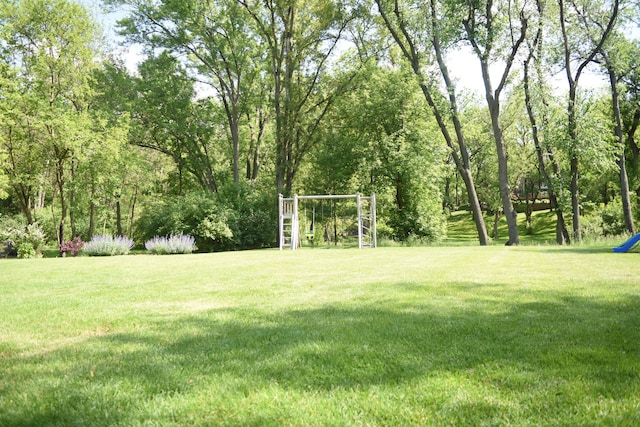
17;242;36;259
218;183;276;250
387;196;446;242
582;199;628;238
135;186;276;252
135;192;234;252
0;217;46;258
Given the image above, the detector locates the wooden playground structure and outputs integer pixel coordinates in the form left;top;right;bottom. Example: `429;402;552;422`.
278;194;377;250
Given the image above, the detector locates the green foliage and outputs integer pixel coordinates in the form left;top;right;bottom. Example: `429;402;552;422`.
128;53;222;193
307;65;447;242
136;186;276;252
2;0;637;252
582;199;629;238
0;217;46;258
16;242;35;259
0;214;22;242
0;0;123;243
135;192;234;252
0;152;8;200
218;182;276;250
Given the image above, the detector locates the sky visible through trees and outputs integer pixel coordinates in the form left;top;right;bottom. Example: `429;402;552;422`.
89;1;613;96
1;0;639;253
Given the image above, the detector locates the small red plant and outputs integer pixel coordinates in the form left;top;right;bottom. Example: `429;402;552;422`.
60;237;84;256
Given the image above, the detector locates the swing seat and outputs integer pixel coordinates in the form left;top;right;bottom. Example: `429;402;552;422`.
305;231;315;240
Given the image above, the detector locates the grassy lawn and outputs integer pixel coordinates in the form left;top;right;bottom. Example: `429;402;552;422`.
1;241;639;426
444;210;559;245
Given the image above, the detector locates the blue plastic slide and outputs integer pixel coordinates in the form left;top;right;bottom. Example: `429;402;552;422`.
613;233;640;253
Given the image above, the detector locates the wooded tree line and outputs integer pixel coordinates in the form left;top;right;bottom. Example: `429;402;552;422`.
1;0;639;251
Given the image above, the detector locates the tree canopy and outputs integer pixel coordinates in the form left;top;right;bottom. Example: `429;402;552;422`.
1;0;638;252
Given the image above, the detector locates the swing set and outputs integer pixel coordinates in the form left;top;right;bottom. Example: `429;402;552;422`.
278;193;377;250
304;203;316;241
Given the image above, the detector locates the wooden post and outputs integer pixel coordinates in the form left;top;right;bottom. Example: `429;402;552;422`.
357;193;363;248
278;194;284;250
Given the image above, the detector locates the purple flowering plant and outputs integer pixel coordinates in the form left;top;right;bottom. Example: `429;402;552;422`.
145;234;196;254
83;234;134;256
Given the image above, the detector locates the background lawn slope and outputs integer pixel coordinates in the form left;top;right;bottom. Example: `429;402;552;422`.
1;246;639;425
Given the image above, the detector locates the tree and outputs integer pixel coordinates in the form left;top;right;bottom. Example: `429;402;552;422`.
523;0;571;244
0;79;44;224
239;0;356;196
598;32;636;234
129;53;221;194
557;0;619;241
307;63;447;241
618;41;640;202
461;0;530;245
109;0;268;186
374;0;490;244
0;0;101;245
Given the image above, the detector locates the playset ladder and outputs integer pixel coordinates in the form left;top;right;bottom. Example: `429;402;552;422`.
278;194;299;250
358;194;377;249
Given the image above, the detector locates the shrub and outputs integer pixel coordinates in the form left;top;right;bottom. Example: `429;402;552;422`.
135;192;234;252
83;235;134;256
145;234;196;255
0;215;23;242
218;182;276;250
17;242;36;259
0;219;46;258
582;199;627;238
60;237;85;257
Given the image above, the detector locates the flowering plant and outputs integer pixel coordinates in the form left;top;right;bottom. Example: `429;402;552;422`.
83;234;134;256
60;237;84;256
145;234;196;254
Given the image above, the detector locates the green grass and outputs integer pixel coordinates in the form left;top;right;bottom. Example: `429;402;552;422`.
1;244;639;426
444;210;559;245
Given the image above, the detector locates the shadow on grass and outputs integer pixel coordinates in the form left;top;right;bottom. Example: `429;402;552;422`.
3;289;640;425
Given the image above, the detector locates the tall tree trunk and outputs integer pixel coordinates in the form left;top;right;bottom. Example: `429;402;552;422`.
116;196;123;236
558;0;619;242
523;18;571;244
56;160;67;246
69;159;77;238
282;5;295;196
443;176;451;211
525;191;533;234
462;3;527;246
11;184;35;225
88;178;96;239
5;128;35;224
271;5;294;196
487;94;519;245
375;0;489;244
128;186;138;238
221;93;241;185
568;95;582;242
606;61;635;234
89;200;96;240
246;108;267;182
